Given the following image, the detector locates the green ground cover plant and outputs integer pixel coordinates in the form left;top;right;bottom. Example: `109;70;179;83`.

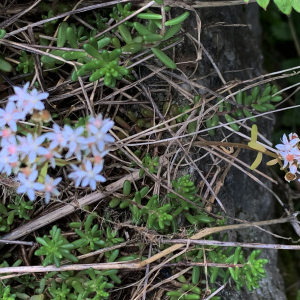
0;0;300;299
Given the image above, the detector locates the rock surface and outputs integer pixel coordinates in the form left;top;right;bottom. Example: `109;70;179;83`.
182;3;286;299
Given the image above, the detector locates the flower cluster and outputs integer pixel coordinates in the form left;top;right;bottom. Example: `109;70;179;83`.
275;133;300;182
0;83;114;203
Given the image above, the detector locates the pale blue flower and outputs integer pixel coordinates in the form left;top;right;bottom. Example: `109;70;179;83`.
17;133;48;163
45;124;68;150
87;113;113;131
0;148;18;175
92;130;115;152
85;118;115;152
85;148;109;165
25;88;48;112
8;82;49;113
16;170;44;201
279;147;300;169
2;135;18;155
81;160;106;190
0;127;15;147
68;160;106;190
289;164;299;175
8;82;31;105
276;133;299;152
63;125;86;159
16;135;28;157
40;148;62;168
43;175;62;204
0;102;25;131
68;164;86;187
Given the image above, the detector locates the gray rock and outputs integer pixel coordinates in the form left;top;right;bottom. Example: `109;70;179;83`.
178;3;286;299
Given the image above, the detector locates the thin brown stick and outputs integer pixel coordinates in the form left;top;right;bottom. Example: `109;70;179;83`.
76;241;131;261
142;242;152;300
139;267;193;295
0;260;243;275
160;262;244;268
3;0;257;15
0;239;35;246
132;241;193;299
204;283;227;300
0;0;41;28
27;26;46;92
138;216;297;268
131;0;257;7
162;239;300;250
0;262;140;273
288;17;300;58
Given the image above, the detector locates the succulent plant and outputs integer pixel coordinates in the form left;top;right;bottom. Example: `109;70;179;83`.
35;225;78;267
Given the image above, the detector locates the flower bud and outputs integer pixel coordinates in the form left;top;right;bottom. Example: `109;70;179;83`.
31;109;51;123
285;172;296;182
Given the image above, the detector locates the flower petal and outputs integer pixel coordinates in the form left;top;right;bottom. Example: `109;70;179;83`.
81;177;89;187
33;182;45;191
95;174;106;182
27;189;36;201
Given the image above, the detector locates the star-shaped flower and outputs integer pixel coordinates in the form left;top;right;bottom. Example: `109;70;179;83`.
40;148;62;168
0;127;15;147
17;133;48;163
68;160;106;190
0;148;18;175
63;125;86;159
45;124;68;150
279;148;300;169
276;134;299;152
8;82;31;105
86;119;115;152
43;175;62;204
0;102;25;131
16;169;44;201
68;164;86;187
24;88;49;112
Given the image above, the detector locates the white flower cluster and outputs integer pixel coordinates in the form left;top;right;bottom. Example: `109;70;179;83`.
0;83;114;203
275;133;300;182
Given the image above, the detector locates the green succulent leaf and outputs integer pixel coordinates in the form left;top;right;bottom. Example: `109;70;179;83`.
0;29;6;39
83;43;102;59
0;58;12;72
57;21;68;47
151;47;177;69
35;225;78;267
